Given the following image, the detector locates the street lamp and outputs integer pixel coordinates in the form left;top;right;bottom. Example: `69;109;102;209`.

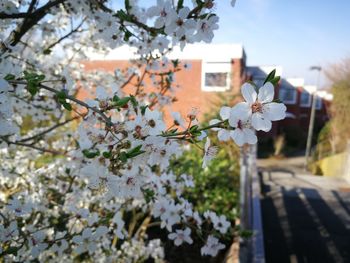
305;66;322;169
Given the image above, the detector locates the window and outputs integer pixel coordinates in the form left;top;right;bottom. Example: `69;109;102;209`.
279;87;297;104
202;61;231;92
315;97;322;110
300;91;311;107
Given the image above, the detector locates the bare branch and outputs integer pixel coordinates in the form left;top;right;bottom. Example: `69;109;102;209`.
1;137;65;155
8;80;112;124
43;18;87;52
18;116;80;143
3;0;66;52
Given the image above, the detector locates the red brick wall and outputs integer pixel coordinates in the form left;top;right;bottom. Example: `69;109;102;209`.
81;58;245;123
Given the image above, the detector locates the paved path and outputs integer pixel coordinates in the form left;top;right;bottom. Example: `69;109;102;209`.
258;157;350;263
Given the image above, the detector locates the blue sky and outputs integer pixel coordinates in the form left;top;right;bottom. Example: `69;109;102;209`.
213;0;350;88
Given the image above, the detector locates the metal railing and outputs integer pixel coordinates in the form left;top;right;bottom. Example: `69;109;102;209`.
239;145;265;263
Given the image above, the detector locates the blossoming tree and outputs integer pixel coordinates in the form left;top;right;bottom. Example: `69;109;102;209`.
0;0;286;261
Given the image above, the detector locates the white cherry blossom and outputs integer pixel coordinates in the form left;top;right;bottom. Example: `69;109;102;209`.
200;235;226;257
202;137;218;168
209;106;231;141
212;214;231;234
147;0;177;29
236;82;287;132
228;105;257;146
144;108;166;136
168;228;193;246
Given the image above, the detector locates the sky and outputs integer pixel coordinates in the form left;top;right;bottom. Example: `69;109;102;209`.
212;0;350;88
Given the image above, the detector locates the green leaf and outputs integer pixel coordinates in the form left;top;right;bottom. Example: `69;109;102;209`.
82;149;100;159
5;246;18;256
264;69;276;84
116;10;129;20
125;0;131;10
172;59;179;68
270;76;280;87
272;98;282;103
114;96;130;107
192;131;202;137
57;91;66;100
168;128;178;134
140;105;148;115
103;151;112;158
23;71;45;96
63;102;72;111
126;145;145;158
123;30;132;42
27;82;38;96
112;95;120;102
43;49;52;55
129;95;138;107
190;125;199;132
119;152;128;163
142;188;155;203
37;74;45;81
177;0;184;11
4;74;15;81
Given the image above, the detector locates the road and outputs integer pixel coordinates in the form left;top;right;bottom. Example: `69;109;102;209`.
258;157;350;263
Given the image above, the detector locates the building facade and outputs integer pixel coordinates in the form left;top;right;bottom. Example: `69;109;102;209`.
83;44;332;141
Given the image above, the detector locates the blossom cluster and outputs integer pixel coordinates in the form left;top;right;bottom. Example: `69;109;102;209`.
0;0;286;261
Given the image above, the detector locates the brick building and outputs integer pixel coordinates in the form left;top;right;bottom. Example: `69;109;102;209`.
83;44;332;140
83;44;247;122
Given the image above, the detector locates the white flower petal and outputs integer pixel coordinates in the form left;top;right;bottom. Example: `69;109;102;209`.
168;233;177;240
251;113;272;132
263;102;286;121
231;102;251;122
241;83;257;104
230;129;245;146
217;129;231;141
258;82;274;103
82;228;92;239
219;106;231;120
185;236;193;244
174;238;182;246
184;228;191;235
94;226;108;238
242;128;257;144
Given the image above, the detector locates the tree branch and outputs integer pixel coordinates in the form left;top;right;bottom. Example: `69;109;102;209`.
1;137;65;155
8;80;112;124
43;18;86;52
38;83;112;124
4;0;66;51
18;116;80;143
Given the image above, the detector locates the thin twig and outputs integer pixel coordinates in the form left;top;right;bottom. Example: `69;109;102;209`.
18;116;80;143
1;138;64;155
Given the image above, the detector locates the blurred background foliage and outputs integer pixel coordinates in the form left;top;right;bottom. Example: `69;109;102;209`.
313;57;350;161
171;95;241;223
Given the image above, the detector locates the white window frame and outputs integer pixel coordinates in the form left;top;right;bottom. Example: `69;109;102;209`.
279;87;297;105
201;61;231;92
300;91;311;107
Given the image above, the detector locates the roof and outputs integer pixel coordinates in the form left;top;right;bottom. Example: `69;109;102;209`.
247;66;283;79
284;78;304;87
85;43;245;62
168;43;244;61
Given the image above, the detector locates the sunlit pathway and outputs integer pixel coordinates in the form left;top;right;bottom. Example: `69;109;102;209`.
258;158;350;263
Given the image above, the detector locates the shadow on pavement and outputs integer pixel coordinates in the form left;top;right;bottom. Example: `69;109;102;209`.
260;169;350;263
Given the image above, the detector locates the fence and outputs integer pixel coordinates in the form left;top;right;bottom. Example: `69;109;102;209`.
239;145;265;263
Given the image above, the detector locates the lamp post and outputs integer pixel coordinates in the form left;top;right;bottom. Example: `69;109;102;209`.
305;66;322;169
